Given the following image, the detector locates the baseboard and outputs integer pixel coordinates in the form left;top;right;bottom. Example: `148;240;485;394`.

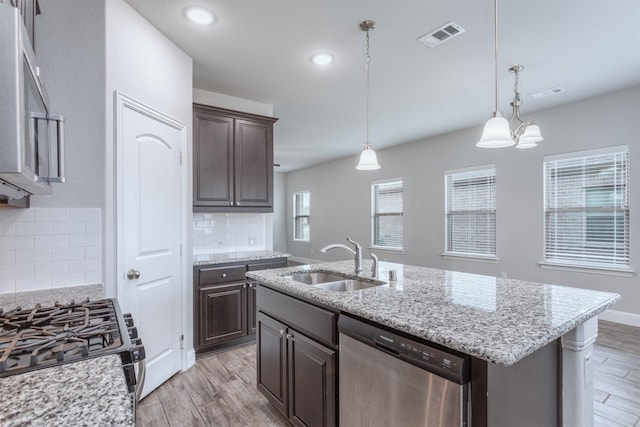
599;309;640;327
184;348;196;371
289;256;322;265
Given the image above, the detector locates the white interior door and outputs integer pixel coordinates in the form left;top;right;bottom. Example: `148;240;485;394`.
116;93;184;398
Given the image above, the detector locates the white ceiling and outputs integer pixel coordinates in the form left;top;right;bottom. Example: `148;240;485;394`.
126;0;640;172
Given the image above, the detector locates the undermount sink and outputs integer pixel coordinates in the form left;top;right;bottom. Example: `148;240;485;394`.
289;272;346;285
315;279;385;292
287;271;385;292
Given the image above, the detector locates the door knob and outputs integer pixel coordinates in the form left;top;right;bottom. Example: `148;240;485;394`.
127;269;141;280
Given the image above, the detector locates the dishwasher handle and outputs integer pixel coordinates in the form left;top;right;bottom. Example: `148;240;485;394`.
374;338;400;357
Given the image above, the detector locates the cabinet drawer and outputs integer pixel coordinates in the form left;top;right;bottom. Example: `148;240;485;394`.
199;265;247;285
247;258;287;272
257;286;337;347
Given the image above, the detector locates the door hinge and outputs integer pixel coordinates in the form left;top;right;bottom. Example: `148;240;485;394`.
180;244;183;256
180;334;184;350
179;151;183;165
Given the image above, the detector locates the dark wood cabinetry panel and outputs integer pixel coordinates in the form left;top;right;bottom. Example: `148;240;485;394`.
257;312;288;415
193;104;277;212
288;330;336;427
198;282;247;348
247;282;257;334
234;119;273;207
194;258;287;354
193;110;234;207
257;284;338;426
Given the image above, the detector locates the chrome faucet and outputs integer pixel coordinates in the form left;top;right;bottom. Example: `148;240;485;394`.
320;236;363;275
370;253;378;278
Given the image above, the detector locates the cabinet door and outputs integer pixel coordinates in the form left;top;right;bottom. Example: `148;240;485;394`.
234;119;273;208
193;109;234;207
198;282;247;348
247;282;257;335
287;330;337;427
257;312;288;416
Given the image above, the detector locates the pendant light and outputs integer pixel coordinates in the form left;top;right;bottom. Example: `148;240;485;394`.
477;0;543;148
477;0;513;148
356;20;381;170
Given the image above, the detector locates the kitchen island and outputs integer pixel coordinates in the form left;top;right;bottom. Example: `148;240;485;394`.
247;260;620;427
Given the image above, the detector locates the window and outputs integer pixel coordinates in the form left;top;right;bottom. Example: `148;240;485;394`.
371;180;403;249
293;191;310;242
444;165;496;258
544;146;629;270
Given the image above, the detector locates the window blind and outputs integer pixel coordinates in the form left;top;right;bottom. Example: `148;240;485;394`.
544;148;629;268
293;192;310;242
445;166;496;256
372;180;403;249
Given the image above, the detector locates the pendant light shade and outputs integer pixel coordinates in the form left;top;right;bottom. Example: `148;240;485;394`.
476;0;544;150
476;115;515;148
516;124;543;148
356;145;380;170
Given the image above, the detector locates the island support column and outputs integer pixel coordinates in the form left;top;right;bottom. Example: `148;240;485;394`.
560;316;599;427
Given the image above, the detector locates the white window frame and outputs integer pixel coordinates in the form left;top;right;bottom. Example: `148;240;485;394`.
371;178;404;251
443;164;498;261
292;191;310;242
540;145;632;276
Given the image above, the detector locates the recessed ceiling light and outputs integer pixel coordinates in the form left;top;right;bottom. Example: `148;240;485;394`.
311;53;335;65
185;7;215;25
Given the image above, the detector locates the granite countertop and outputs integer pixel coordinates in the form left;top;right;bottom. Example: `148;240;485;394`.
0;355;134;426
0;283;104;309
247;260;621;366
193;250;290;266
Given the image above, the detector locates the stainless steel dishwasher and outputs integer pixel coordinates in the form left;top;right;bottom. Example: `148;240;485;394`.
339;315;470;427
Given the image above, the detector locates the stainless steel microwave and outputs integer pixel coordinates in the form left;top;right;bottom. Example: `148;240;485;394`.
0;4;64;201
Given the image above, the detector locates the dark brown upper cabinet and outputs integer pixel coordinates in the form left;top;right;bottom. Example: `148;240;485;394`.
193;104;278;212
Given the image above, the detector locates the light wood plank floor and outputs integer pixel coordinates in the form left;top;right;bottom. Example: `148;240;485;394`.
137;320;640;426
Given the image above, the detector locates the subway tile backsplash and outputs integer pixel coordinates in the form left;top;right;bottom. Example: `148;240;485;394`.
193;212;271;255
0;208;102;294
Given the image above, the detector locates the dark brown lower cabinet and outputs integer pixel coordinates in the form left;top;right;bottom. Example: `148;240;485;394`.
199;282;247;348
194;258;287;354
257;311;336;427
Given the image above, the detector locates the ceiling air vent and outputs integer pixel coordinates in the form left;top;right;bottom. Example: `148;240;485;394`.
418;21;466;48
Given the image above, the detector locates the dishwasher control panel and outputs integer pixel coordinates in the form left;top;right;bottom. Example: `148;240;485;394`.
339;314;470;385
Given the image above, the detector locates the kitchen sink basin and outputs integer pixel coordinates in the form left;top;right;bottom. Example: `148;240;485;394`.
289;271;346;285
315;279;385;292
287;271;386;292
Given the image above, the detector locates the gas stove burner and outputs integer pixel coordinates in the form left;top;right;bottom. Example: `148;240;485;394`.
0;298;136;376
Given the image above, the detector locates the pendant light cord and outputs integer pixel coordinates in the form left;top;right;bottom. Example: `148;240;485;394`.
365;28;371;145
493;0;500;114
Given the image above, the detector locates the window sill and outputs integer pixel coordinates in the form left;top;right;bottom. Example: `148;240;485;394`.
441;252;499;263
369;246;405;254
291;240;310;244
538;261;635;277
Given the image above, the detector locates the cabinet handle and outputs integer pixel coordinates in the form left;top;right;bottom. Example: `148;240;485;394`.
247;283;252;288
221;273;227;278
236;202;240;206
280;329;285;336
229;202;233;206
286;333;294;340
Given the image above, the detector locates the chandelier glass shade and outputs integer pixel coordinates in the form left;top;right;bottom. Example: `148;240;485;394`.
477;0;543;149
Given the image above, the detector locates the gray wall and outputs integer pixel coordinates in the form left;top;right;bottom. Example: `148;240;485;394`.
35;0;106;208
285;86;640;316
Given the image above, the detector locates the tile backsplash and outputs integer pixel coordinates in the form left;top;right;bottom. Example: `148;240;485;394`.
0;208;102;294
193;212;272;255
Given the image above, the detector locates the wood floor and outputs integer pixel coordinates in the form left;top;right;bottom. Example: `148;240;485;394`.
137;320;640;426
593;321;640;427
